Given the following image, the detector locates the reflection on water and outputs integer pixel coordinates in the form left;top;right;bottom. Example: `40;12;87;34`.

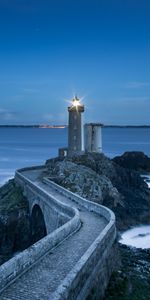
0;128;68;186
120;226;150;249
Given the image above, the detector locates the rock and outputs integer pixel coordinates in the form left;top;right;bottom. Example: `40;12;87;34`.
0;180;31;265
110;155;150;230
45;152;150;230
1;151;149;263
113;151;150;173
45;160;119;204
104;244;150;300
69;152;118;181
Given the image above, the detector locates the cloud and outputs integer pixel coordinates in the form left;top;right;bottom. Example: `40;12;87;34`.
0;108;17;120
125;81;150;89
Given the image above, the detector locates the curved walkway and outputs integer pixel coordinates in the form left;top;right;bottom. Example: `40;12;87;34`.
0;169;108;300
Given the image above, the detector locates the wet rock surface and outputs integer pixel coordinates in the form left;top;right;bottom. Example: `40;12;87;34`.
104;244;150;300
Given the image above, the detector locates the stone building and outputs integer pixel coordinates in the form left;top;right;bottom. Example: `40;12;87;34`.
58;96;102;157
84;123;103;153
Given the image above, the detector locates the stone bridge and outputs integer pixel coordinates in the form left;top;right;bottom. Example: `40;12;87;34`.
0;166;116;300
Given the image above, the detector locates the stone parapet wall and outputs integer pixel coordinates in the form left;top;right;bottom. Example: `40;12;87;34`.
0;165;117;299
44;177;115;223
44;178;116;300
15;171;75;219
15;165;46;172
0;171;81;293
51;228;116;300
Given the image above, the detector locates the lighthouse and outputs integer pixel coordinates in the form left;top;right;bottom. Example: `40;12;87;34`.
58;95;103;158
68;96;84;157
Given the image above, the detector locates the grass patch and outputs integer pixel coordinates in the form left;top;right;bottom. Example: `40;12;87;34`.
0;180;28;213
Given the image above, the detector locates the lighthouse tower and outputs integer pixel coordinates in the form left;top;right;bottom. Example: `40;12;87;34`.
84;123;103;153
68;96;84;157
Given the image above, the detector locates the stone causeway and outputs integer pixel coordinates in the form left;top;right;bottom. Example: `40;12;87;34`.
0;166;116;300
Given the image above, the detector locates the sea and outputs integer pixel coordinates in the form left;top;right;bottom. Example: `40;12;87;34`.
120;225;150;249
0;127;150;186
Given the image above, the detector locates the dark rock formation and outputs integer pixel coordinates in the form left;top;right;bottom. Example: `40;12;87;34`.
1;151;150;267
104;244;150;300
113;151;150;173
0;180;31;265
45;159;120;204
45;152;150;230
45;154;150;299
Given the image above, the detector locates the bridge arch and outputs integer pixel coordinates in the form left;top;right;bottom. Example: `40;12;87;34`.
31;204;47;243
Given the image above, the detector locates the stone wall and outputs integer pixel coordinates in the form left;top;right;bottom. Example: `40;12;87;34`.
43;178;116;300
0;166;116;299
0;171;80;292
15;171;75;233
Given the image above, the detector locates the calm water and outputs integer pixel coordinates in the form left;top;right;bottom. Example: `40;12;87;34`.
120;226;150;249
0;127;150;185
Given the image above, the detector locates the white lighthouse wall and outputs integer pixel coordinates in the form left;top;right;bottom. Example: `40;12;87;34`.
81;115;84;151
84;124;102;153
92;126;102;152
84;124;92;152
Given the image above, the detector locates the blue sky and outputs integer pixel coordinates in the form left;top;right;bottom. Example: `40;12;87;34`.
0;0;150;125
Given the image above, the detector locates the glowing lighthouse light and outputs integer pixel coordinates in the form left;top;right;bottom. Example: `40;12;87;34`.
72;96;81;107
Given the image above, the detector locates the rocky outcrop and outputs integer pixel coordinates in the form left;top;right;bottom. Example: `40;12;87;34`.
113;151;150;173
0;180;31;265
1;151;150;265
45;160;120;204
45;152;150;230
104;244;150;300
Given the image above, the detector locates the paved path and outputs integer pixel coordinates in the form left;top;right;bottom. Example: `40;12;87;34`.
0;170;107;300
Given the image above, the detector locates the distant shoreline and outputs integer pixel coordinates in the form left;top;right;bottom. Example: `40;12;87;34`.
0;125;150;128
0;125;67;128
